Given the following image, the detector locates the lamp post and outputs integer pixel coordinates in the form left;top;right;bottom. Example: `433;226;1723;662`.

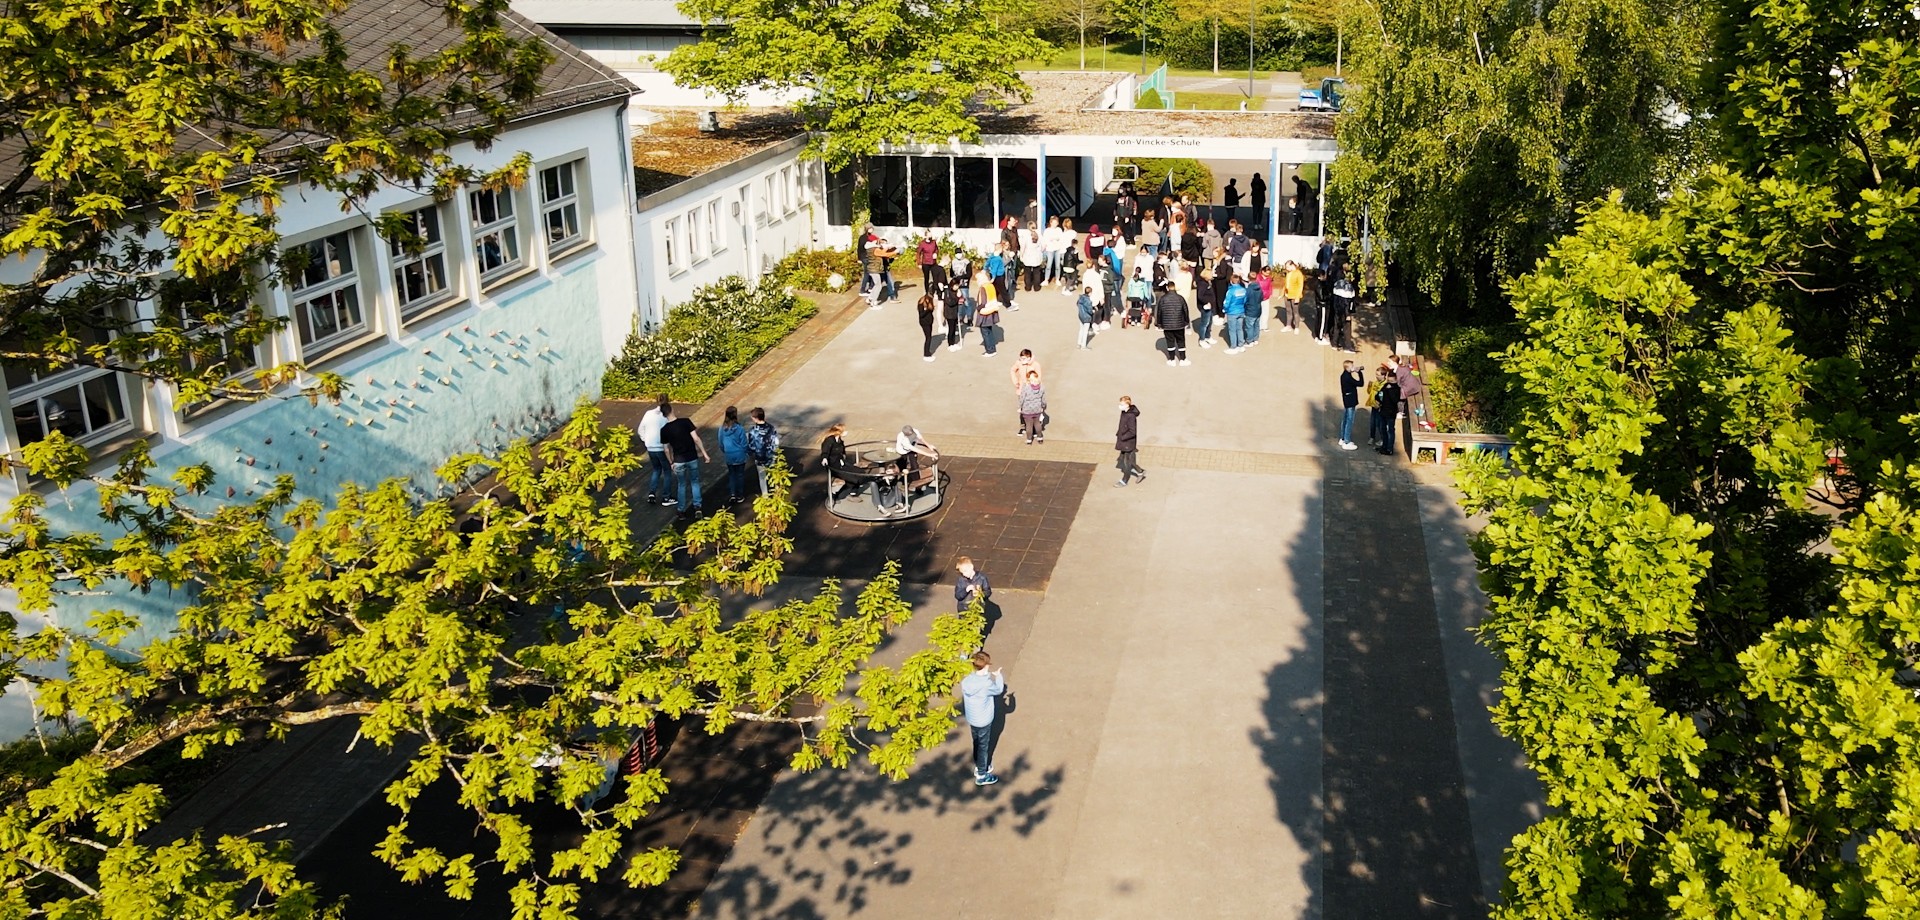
1248;0;1256;98
1140;0;1147;75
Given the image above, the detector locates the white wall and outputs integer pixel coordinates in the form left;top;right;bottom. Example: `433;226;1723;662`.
622;71;810;109
633;138;825;324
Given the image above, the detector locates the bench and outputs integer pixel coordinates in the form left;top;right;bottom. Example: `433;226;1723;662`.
1385;289;1416;357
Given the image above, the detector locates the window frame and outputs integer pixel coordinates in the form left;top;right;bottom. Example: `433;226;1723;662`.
664;216;682;273
387;202;459;321
4;308;141;452
283;227;371;358
468;185;525;284
538;158;590;259
706;199;724;255
687;206;706;263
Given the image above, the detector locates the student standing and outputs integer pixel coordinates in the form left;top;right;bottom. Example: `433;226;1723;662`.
917;293;939;361
1042;216;1070;286
1076;285;1098;349
1250;172;1267;233
744;407;780;496
1155;281;1191;366
1190;261;1215;349
942;282;963;352
1010;350;1042;432
1114;396;1146;487
1018;371;1047;444
637;394;677;507
1282;261;1306;333
976;292;1002;356
1338;360;1363;451
1371;366;1402;455
1140;211;1161;257
1223;178;1242;228
915;233;940;292
959;649;1003;787
661;406;711;513
717;406;750;505
1020;229;1045;292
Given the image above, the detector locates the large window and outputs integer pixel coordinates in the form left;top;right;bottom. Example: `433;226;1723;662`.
286;230;366;352
953;157;997;229
826;166;854;226
868;156;909;227
664;216;681;271
910;156;953;229
388;205;453;317
539;160;586;255
469;187;523;280
5;313;136;450
997;158;1037;230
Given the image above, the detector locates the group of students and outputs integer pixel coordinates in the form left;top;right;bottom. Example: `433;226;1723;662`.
1336;354;1428;453
818;422;941;517
636;395;782;518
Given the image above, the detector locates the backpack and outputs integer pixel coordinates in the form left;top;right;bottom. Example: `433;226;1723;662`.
745;422;780;464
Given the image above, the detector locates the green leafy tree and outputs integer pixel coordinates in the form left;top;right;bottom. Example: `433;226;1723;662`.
661;0;1050;237
1331;0;1711;315
0;404;985;918
1174;0;1250;74
0;0;551;410
1461;0;1920;914
1036;0;1112;69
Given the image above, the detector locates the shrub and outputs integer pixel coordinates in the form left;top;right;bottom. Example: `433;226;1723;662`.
1420;320;1521;435
602;276;817;402
768;247;858;292
1137;87;1165;110
1119;157;1214;201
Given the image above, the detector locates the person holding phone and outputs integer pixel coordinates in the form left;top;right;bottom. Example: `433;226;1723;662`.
959;649;1005;787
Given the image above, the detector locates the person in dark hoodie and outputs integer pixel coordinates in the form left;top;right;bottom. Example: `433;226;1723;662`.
1114;396;1146;487
1154;280;1191;366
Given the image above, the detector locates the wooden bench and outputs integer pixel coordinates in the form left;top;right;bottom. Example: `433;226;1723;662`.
1384;288;1416;357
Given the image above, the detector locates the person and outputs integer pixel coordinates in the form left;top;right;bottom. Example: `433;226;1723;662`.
1125;268;1151;329
1023;197;1039;234
1250;172;1267;233
717;406;750;505
1289;194;1304;236
1167;208;1185;259
744;407;780;497
1076;285;1098;349
1009;350;1042;433
1371;365;1402;455
661;403;711;513
1222;178;1241;228
877;232;901;304
1060;217;1082;279
1190;258;1216;348
1225;219;1250;263
1252;263;1274;340
1020;228;1045;292
985;243;1009;312
1140;211;1161;257
1395;355;1427;433
948;248;972;311
915;233;940;292
1338;360;1363;451
895;425;939;494
1097;257;1121;329
1116;190;1140;245
916;293;939;361
1114;396;1146;487
1222;274;1248;354
637;394;677;507
976;285;1002;356
941;280;963;352
999;215;1021;255
1180;215;1203;265
1202;217;1223;264
1042;216;1070;286
1328;244;1356;352
822;423;856;502
1017;371;1047;444
955;555;992;613
1085;224;1105;264
1282;261;1306;333
1155;280;1191;366
959;649;1003;787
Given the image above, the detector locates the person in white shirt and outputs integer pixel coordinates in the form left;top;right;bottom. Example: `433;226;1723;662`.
637;394;677;506
959;647;1004;786
1041;217;1071;286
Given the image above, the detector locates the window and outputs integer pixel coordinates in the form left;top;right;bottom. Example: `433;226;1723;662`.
285;230;367;352
706;199;723;255
763;175;779;223
539;160;586;255
388;205;453;317
664;216;680;271
687;207;705;262
158;272;261;382
5;312;137;450
469;187;522;280
780;166;795;214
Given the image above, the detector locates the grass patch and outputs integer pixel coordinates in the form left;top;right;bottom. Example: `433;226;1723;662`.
1168;91;1266;111
1022;45;1268;81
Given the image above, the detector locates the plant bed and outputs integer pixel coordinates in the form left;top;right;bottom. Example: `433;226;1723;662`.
602;276;817;402
1417;318;1521;435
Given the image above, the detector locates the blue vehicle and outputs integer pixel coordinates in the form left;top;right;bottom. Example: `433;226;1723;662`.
1299;77;1346;112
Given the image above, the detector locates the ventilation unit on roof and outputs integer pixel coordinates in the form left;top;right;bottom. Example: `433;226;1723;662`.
696;111;719;132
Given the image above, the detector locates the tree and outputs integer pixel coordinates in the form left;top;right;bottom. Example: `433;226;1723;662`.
1460;0;1920;913
662;0;1049;239
1330;0;1712;315
1036;0;1111;70
1175;0;1248;74
0;0;551;410
0;404;984;918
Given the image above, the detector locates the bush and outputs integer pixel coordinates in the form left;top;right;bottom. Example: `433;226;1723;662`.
1119;157;1214;201
1420;320;1521;435
1137;87;1165;110
768;247;859;292
602;276;817;402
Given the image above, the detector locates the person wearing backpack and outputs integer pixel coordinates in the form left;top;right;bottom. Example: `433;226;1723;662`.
1124;268;1151;329
1076;284;1098;349
717;406;751;506
744;407;781;497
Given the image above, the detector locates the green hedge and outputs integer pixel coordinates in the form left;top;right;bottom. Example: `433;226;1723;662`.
1420;320;1521;435
768;247;859;292
602;277;816;402
1118;157;1214;201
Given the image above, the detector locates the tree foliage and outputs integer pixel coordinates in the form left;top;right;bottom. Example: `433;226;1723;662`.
0;404;985;918
662;0;1050;174
1462;0;1920;913
0;0;551;409
1332;0;1711;314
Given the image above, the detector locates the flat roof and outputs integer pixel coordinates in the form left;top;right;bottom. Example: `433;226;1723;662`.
630;110;806;197
510;0;699;27
977;72;1337;140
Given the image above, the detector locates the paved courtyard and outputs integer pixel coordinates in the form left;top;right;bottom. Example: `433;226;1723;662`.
679;287;1540;919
